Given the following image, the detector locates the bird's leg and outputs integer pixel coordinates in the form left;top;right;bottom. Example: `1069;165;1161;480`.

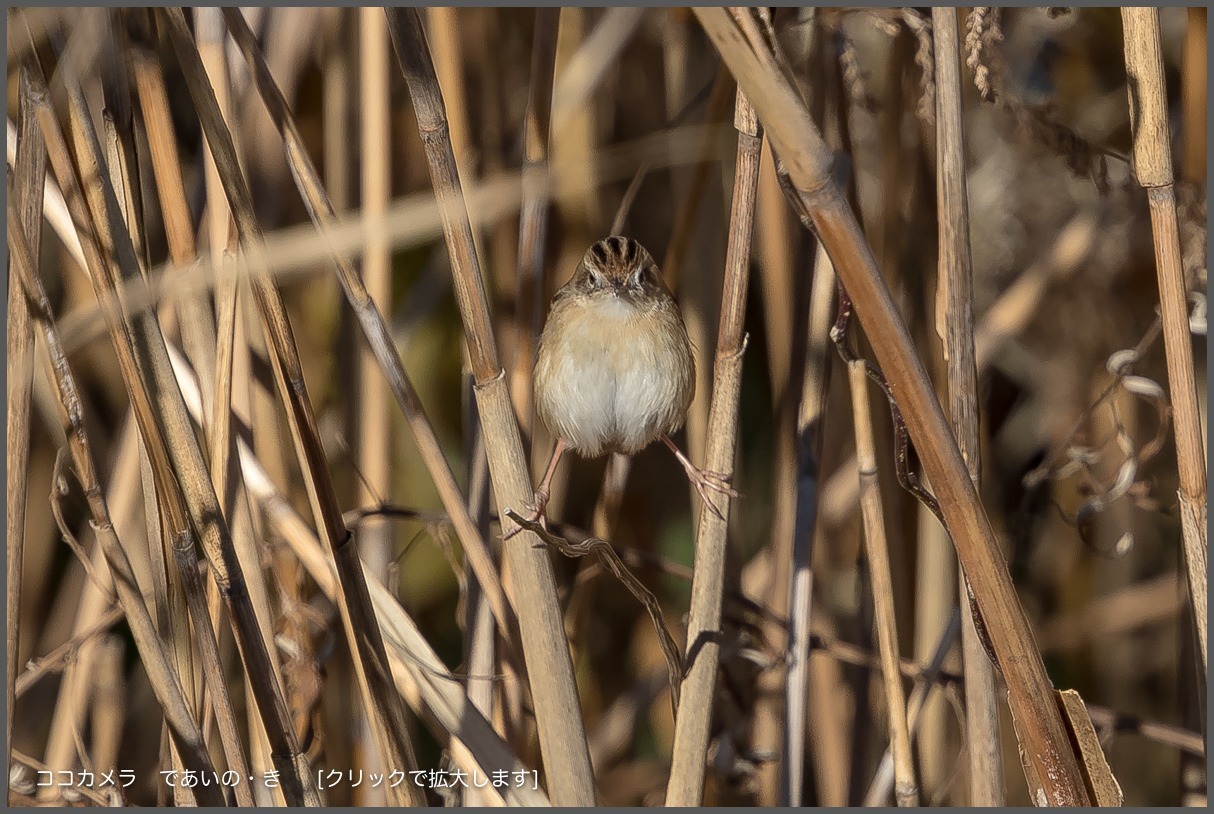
660;434;739;521
504;438;566;540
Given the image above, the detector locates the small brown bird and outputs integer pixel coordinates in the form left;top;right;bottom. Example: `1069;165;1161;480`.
516;235;737;531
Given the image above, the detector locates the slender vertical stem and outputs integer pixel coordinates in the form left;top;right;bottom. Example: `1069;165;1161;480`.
1121;6;1207;676
385;8;595;804
666;90;761;805
848;360;919;807
6;69;45;777
932;6;1005;805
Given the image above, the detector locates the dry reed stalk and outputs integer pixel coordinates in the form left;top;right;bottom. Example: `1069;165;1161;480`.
24;35;320;805
108;32;256;794
426;7;475;171
98;40;205;798
931;6;1005;805
782;238;838;805
846;359;919;807
694;7;1091;804
157;8;424;804
6;69;44;776
354;9;395;803
1120;7;1208;676
385;8;596;803
216;7;524;676
6;204;226;805
167;348;552;806
88;635;125;779
1181;8;1206;184
819;209;1101;528
665;90;761;805
512;8;560;439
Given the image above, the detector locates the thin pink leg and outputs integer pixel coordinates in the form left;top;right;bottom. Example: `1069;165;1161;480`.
660;434;739;521
504;438;566;539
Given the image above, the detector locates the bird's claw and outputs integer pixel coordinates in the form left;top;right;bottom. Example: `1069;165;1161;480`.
502;489;550;541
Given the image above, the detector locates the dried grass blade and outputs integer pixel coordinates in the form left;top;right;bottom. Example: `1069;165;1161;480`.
155;6;424;804
216;6;523;680
6;68;44;774
7;202;224;806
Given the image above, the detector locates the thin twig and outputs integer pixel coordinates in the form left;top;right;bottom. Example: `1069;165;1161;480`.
505;510;683;713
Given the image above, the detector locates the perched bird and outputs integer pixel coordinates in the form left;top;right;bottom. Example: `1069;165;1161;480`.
515;235;737;532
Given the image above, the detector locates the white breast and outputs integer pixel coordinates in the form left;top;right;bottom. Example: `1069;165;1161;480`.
535;296;693;457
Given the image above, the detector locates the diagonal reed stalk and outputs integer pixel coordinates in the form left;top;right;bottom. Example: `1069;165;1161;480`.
21;43;320;804
846;359;919;807
694;7;1090;804
931;6;1005;805
1120;7;1208;677
665;89;762;805
6;201;226;807
384;8;596;804
215;6;525;680
154;7;424;805
6;69;43;778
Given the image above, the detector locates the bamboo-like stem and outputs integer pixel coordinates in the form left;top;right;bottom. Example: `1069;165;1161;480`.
385;8;596;804
7;203;225;806
847;359;919;807
665;90;761;805
356;8;394;803
6;69;43;776
1120;6;1208;676
694;7;1090;804
216;6;524;676
157;7;423;804
931;6;1004;805
25;37;318;806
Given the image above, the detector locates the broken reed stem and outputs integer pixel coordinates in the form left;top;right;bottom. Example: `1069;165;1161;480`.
932;6;1004;805
1120;6;1208;676
384;7;596;804
6;69;43;775
6;203;225;806
157;7;423;805
216;6;525;680
694;7;1090;804
847;359;919;807
665;89;761;806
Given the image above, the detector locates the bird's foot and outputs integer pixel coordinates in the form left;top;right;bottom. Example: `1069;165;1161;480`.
502;487;550;541
681;463;740;522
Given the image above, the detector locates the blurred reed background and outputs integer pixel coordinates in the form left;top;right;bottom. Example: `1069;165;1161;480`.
4;6;1207;807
